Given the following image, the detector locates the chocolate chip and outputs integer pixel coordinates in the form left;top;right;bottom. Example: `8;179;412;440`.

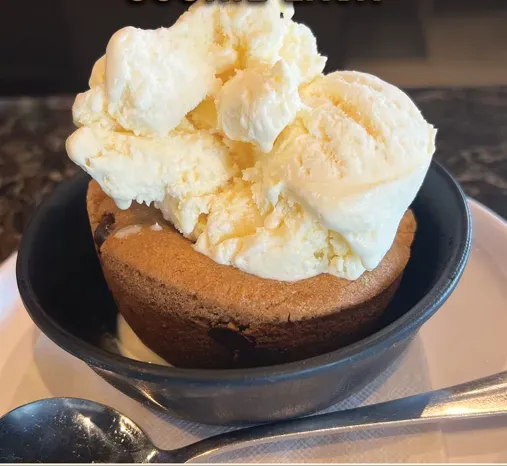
94;213;116;249
208;326;256;353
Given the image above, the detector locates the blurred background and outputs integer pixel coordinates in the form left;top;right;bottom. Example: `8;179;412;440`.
2;0;507;94
1;0;507;262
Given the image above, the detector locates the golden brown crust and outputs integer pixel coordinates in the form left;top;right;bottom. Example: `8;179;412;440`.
87;180;416;368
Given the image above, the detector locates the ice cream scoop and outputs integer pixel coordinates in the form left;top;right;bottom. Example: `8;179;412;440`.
217;60;303;153
237;71;437;278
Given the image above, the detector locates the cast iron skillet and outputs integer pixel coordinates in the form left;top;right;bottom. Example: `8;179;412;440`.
16;161;471;425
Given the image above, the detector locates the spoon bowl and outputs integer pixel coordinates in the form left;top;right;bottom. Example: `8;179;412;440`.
0;398;157;463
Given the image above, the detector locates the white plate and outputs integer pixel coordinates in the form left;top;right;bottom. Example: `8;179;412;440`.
1;198;507;463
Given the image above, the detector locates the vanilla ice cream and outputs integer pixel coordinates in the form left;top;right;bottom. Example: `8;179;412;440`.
70;0;305;138
67;125;236;211
67;0;435;282
217;60;303;153
238;71;437;278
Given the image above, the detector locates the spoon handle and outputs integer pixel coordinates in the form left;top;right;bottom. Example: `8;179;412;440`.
165;371;507;463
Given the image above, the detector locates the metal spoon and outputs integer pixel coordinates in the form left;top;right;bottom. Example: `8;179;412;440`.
1;370;507;463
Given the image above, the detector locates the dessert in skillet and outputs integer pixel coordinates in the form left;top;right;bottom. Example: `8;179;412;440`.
66;0;436;369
